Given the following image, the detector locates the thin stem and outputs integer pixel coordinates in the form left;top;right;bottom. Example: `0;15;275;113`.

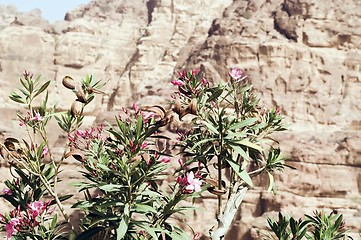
248;166;265;177
1;141;72;232
227;168;234;200
216;111;224;222
38;174;75;232
0;144;37;175
217;155;222;219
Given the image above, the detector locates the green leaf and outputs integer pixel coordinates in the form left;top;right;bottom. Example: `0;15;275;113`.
229;118;258;130
228;142;249;161
98;184;126;192
108;129;125;143
124;203;130;216
115;117;127;137
236;139;263;152
226;159;253;187
253;122;266;130
267;172;275;193
33;80;50;98
135;222;159;240
141;189;162;198
225;131;248;139
20;78;29;91
134;204;157;213
168;225;193;240
136;114;143;138
36;141;47;158
29;78;34;93
116;218;128;240
190;138;218;151
1;194;19;208
9;93;25;104
207;87;224;102
50;214;58;229
85;94;95;105
201;121;219;134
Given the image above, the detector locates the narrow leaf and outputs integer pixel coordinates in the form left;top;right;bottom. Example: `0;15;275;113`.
9;94;25;104
33;81;50;98
190;138;217;151
229;118;258;130
229;142;249;161
226;159;253;187
136;115;143;138
202;121;219;134
236;139;263;152
116;218;128;240
267;172;274;193
134;204;157;213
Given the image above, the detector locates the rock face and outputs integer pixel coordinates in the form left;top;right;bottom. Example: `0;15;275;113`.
0;0;360;239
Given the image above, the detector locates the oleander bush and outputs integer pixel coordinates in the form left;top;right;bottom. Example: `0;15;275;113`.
0;69;353;239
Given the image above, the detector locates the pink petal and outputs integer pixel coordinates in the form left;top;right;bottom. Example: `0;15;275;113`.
160;157;171;163
171;80;184;86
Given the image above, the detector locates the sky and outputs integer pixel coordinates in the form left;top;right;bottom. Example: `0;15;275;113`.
0;0;91;22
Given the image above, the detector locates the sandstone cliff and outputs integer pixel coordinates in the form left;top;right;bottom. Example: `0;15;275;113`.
0;0;360;239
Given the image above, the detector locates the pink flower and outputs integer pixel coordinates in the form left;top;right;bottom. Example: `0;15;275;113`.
41;146;49;157
185;172;202;193
76;129;86;137
68;133;75;142
201;77;208;85
31;112;43;121
276;107;282;114
23;70;33;79
177;172;202;193
128;140;137;153
47;207;55;215
141;142;148;149
14;178;20;187
160;156;170;163
19;121;24;127
3;188;13;195
192;68;200;76
177;158;184;166
176;175;187;185
193;232;203;240
178;70;187;78
228;67;247;81
142;112;155;122
171;80;184;86
176;130;190;141
85;128;94;136
5;218;20;240
133;103;139;113
27;201;47;219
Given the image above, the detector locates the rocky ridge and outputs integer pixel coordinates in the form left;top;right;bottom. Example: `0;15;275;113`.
0;0;360;239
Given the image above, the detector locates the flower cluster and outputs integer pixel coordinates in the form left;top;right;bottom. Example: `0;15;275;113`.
119;103;158;124
228;67;247;82
114;104;160;156
29;143;49;158
68;125;106;150
171;68;209;97
18;111;44;127
3;188;13;195
0;201;52;239
177;171;202;194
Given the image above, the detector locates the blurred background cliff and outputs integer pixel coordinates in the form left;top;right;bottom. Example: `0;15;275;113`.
0;0;360;239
